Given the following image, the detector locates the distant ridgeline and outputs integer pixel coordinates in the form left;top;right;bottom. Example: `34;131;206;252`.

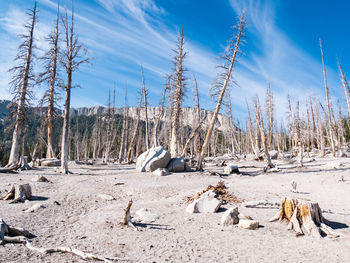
0;100;231;165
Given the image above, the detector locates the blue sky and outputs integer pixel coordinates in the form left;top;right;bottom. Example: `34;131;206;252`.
0;0;349;121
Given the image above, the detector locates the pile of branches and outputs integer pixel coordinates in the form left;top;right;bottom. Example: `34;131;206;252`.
186;181;244;204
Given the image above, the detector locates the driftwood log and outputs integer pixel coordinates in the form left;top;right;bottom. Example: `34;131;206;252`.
0;218;119;262
0;164;19;173
0;184;32;203
269;197;339;238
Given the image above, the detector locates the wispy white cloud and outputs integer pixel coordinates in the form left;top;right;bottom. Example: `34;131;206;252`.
229;0;341;120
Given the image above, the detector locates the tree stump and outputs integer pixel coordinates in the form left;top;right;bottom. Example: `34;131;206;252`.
269;197;339;238
0;184;32;203
19;156;31;170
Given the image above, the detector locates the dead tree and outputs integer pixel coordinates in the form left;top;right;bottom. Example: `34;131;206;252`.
152;77;169;147
170;27;187;157
319;39;336;157
265;84;274;150
246;100;258;158
60;6;89;174
315;101;326;157
295;101;303;167
193;75;202;158
118;88;128;163
287;94;294;150
7;1;37;167
198;12;246;170
127;88;143;163
141;67;150;151
338;60;350;118
38;3;60;159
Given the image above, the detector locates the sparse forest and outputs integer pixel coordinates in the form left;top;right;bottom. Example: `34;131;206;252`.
1;1;350;262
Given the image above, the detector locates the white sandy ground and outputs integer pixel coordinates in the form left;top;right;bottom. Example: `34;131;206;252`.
0;156;350;262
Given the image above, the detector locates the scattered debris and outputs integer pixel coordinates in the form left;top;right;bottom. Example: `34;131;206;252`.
186;181;244;204
114;182;125;186
98;194;115;201
0;184;32;203
242;199;280;209
269;197;339;238
339;176;346;182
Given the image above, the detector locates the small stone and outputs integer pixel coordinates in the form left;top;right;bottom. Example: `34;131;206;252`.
238;213;253;220
153;168;170;176
134;208;159;223
238;219;259;230
223;165;239;174
220;207;239;226
25;203;46;213
31;175;50;182
98;194;115;201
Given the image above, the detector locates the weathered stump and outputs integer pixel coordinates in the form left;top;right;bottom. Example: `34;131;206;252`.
0;184;32;203
269;197;339;238
19;156;31;170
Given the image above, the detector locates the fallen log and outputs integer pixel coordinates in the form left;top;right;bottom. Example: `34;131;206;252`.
0;218;120;262
269;197;339;238
0;164;19;173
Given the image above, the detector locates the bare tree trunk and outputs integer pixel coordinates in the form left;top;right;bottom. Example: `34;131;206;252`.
295;101;303;167
141;67;150;151
8;2;37;167
198;13;245;170
127;91;143;163
152;80;168;147
118;88;128;163
193;75;202;158
320;39;336;157
338;60;350;118
170;28;186;157
256;97;274;169
60;6;89;174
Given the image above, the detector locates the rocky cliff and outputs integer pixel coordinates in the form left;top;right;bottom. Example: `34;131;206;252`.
70;106;232;132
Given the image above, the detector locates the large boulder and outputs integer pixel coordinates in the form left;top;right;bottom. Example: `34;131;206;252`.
238;219;259;230
186;195;221;213
167;157;186;172
136;147;171;172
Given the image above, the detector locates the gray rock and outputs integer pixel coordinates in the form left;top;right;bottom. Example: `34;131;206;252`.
25;203;46;213
223;165;239;174
153;168;170;176
134;208;159;223
238;213;253;220
220;206;239;226
98;194;115;201
200;190;216;198
40;158;61;167
269;150;278;160
31;175;50;182
238;219;259;230
136;147;171;172
186;195;221;213
167;157;186;172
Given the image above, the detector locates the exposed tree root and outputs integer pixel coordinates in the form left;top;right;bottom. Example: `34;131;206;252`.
269;197;339;238
121;199;139;231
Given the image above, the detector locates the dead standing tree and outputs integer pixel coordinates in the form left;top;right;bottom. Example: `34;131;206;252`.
38;3;60;159
319;39;336;157
170;27;187;157
60;6;89;174
141;67;150;151
7;1;38;167
198;12;246;170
